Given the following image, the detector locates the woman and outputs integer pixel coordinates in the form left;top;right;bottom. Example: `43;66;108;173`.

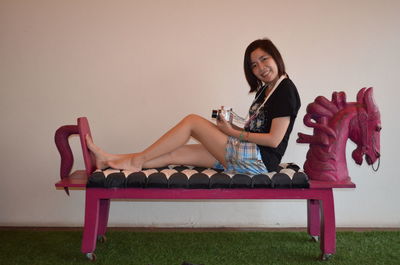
87;38;300;174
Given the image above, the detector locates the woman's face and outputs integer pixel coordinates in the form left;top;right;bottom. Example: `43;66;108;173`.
250;48;279;84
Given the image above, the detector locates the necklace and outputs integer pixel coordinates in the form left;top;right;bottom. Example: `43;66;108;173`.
245;75;286;127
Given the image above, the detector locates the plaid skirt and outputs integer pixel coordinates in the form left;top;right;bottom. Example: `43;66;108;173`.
214;136;268;174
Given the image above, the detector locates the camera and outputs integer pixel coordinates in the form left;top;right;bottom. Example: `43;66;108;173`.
211;107;233;122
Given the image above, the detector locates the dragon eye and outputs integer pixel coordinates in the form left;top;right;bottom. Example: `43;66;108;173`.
376;125;382;132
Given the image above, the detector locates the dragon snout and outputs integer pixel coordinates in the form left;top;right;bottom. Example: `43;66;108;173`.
366;155;372;165
365;151;380;165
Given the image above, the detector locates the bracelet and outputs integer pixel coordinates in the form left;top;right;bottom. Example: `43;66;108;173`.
239;131;250;141
239;131;245;141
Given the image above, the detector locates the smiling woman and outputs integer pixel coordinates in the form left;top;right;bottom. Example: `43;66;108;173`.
250;48;280;84
244;39;287;93
87;38;301;174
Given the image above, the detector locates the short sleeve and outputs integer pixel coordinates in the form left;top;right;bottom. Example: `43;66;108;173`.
269;79;301;119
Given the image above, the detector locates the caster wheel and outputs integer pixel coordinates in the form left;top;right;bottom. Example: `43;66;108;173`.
310;235;319;242
85;252;97;261
97;235;107;243
320;253;332;261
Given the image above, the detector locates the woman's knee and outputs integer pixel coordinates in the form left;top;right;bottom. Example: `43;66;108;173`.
183;113;201;121
181;114;205;126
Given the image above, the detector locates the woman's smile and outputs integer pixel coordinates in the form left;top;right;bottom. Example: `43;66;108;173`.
250;48;279;84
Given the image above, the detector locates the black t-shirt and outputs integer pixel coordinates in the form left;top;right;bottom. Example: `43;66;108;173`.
244;78;301;171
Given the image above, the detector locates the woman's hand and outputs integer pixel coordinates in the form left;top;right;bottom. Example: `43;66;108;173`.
216;115;234;136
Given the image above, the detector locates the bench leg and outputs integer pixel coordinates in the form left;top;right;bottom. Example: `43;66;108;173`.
307;199;320;241
81;190;100;255
319;189;336;260
97;199;110;242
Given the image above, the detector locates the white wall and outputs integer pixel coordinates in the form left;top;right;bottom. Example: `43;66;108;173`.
1;0;399;227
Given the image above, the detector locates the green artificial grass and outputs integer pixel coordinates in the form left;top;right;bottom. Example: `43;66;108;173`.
0;229;399;265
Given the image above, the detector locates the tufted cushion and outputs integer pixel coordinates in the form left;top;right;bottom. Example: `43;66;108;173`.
86;163;309;189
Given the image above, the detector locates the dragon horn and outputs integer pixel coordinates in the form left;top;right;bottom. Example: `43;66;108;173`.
356;87;368;104
364;87;379;113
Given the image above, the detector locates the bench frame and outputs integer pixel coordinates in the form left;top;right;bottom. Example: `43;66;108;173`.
55;117;355;261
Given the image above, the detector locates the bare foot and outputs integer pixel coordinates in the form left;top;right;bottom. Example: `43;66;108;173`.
86;134;146;172
86;134;115;169
108;153;145;172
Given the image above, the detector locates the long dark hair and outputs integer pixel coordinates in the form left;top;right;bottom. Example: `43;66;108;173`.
244;38;286;93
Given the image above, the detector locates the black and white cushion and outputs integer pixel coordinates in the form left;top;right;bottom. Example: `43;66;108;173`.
87;163;309;189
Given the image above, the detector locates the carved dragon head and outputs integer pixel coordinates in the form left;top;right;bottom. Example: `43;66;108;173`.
349;87;381;166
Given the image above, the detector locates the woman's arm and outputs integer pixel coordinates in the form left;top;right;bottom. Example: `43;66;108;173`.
230;123;243;130
217;116;290;148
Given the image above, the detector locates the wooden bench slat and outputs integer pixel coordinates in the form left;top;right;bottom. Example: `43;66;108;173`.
55;170;88;189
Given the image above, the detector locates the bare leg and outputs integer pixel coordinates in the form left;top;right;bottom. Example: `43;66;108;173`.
87;114;228;171
86;136;132;169
142;144;219;169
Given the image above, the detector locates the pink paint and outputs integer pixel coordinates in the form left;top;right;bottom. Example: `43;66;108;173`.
80;187;336;257
52;118;352;260
297;87;381;182
77;117;96;177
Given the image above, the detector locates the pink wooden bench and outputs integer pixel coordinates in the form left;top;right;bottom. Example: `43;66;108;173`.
55;117;354;261
54;87;380;261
